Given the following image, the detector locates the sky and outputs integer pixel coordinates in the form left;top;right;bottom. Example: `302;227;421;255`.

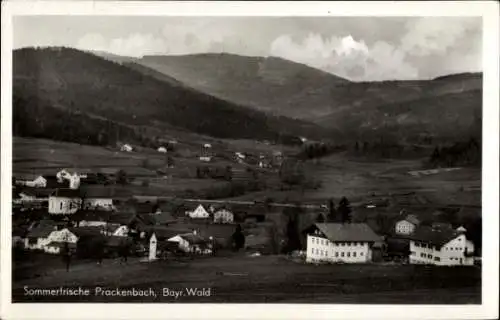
13;16;482;81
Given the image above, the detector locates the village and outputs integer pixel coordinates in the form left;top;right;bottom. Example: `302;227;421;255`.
12;139;481;271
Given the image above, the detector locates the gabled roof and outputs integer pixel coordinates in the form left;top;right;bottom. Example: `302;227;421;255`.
27;225;56;238
406;226;460;248
314;223;381;242
179;233;206;245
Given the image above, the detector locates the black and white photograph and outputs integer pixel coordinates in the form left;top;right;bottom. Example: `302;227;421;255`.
1;1;498;319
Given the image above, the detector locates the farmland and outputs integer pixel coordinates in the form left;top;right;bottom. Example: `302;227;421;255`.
13;252;481;304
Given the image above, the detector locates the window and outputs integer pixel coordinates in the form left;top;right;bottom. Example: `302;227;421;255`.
341;252;345;257
353;252;357;257
420;253;425;258
434;257;440;261
410;251;416;256
414;242;419;247
335;252;339;257
347;252;351;257
360;252;364;256
428;255;433;259
60;202;63;210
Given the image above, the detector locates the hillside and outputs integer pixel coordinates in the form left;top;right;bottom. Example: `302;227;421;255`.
13;47;332;147
130;53;482;143
131;53;350;118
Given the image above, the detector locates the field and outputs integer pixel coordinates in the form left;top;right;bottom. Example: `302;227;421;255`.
13;252;481;303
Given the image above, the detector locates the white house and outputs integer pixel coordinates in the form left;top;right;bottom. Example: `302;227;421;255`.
213;209;234;224
56;169;83;190
394;214;420;235
203;143;212;149
199;156;212;162
82;197;114;211
167;231;210;254
25;227;78;253
306;223;381;264
48;189;82;215
408;226;475;266
16;175;47;188
186;204;210;219
158;147;167;153
121;144;133;152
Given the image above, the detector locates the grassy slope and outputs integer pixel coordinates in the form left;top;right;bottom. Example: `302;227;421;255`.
13;47;330;143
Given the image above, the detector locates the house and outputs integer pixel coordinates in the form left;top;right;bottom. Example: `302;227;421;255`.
48;189;82;215
186;204;210;219
13;188;51;206
203;143;212;149
121;144;133;152
305;223;381;264
71;209;112;227
167;231;210;254
15;175;47;188
81;188;115;211
394;214;421;235
407;226;474;266
199;156;212;162
214;209;234;224
24;226;79;253
158;147;167;153
56;169;84;190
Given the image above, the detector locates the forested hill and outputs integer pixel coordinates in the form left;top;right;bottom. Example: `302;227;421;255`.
13;47;331;147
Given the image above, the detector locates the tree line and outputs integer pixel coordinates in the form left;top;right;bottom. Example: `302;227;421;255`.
428;137;481;167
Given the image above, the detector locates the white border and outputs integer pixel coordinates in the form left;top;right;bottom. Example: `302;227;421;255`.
1;1;499;320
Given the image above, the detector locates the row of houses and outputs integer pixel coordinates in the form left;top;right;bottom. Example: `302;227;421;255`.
304;222;475;266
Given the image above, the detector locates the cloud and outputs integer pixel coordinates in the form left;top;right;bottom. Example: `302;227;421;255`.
401;17;480;57
76;32;167;57
270;33;418;81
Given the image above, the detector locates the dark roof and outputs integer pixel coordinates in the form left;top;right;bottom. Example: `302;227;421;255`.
18;187;55;198
146;226;192;240
406;226;459;248
405;214;421;225
52;188;81;198
179;233;206;245
68;226;103;238
315;223;381;242
36;219;58;228
27;225;56;238
71;210;112;222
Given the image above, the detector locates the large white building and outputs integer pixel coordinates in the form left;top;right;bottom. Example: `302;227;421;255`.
48;188;114;214
408;226;475;266
185;204;210;219
394;214;420;235
306;223;381;264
